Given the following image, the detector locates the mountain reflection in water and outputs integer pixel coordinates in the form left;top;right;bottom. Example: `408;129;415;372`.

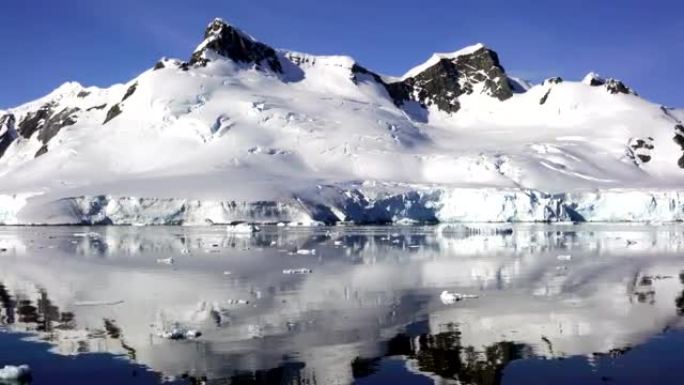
0;224;683;385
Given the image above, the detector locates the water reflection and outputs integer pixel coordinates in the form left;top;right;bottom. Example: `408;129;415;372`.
0;224;683;384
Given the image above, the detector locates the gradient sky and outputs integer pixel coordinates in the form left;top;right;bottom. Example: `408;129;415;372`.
2;0;683;108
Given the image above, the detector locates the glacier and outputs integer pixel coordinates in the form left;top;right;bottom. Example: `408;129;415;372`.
3;186;684;225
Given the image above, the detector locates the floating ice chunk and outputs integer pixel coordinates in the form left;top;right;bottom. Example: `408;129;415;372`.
0;365;31;382
296;249;316;255
225;299;250;305
223;271;232;275
440;290;478;305
333;240;343;246
185;330;201;339
158;328;202;340
226;223;260;234
157;257;174;265
276;222;286;227
73;232;100;238
283;268;313;275
557;254;572;261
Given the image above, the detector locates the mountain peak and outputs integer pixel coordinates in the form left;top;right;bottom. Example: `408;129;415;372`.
188;18;282;73
403;43;489;79
389;43;512;113
582;72;637;95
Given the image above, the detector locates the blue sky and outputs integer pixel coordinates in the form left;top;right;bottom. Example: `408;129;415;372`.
2;0;683;108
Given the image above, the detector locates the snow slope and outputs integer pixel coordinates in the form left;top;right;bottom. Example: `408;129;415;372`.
1;18;684;225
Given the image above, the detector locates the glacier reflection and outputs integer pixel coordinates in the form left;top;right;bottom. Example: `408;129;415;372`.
0;224;683;385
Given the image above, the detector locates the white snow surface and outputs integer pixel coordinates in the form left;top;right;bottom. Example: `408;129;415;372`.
2;27;684;224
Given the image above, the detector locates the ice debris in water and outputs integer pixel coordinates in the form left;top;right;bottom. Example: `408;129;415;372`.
158;327;202;340
225;299;250;305
296;249;316;255
0;365;31;382
226;223;260;234
156;257;174;265
440;290;479;305
283;268;313;275
557;254;572;261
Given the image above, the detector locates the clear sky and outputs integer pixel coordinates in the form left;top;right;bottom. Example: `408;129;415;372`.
2;0;683;108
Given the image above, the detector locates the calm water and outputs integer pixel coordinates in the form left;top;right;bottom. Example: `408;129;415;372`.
0;224;683;385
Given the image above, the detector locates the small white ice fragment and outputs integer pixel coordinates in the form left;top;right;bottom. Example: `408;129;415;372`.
158;328;202;340
296;249;316;255
440;290;478;305
0;365;31;381
157;257;174;265
225;299;250;305
226;223;260;234
223;271;232;275
557;254;572;261
283;268;313;275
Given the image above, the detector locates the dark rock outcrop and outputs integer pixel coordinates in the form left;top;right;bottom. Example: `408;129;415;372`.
35;144;48;158
627;137;654;164
103;104;122;125
15;103;80;144
584;73;637;95
121;82;137;101
189;18;282;73
673;125;684;168
384;45;513;114
542;77;563;86
0;113;18;159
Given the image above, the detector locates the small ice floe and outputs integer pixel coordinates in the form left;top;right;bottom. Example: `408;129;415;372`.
276;222;286;227
0;365;31;382
225;299;250;305
557;254;572;261
73;231;100;238
283;268;313;275
223;271;232;276
226;223;260;234
440;290;479;305
156;257;174;265
296;249;316;255
333;240;343;246
158;328;202;340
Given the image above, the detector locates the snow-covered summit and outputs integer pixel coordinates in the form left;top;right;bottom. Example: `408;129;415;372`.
402;43;487;79
1;18;684;225
189;18;282;73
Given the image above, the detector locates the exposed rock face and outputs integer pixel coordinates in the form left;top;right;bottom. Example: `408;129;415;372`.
542;77;563;86
673;125;684;168
15;103;80;144
539;77;563;105
189;18;282;73
583;73;637;95
627;137;654;164
103;104;122;125
121;82;137;101
0;113;18;159
385;46;513;114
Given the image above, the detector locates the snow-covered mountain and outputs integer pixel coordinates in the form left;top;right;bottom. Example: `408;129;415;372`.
1;18;684;225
